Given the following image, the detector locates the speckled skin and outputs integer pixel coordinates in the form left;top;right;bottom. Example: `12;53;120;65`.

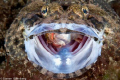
4;0;120;79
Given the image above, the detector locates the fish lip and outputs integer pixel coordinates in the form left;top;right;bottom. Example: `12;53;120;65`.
25;23;103;40
24;34;103;73
24;23;104;73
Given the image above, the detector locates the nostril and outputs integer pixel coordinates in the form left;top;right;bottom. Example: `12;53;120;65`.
62;5;68;10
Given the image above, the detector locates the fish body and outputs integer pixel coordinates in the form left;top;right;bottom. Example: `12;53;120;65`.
5;0;120;79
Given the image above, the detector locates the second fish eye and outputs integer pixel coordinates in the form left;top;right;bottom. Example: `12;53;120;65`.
83;9;87;14
41;6;49;17
82;6;89;15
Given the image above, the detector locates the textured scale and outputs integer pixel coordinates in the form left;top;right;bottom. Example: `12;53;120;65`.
5;0;120;79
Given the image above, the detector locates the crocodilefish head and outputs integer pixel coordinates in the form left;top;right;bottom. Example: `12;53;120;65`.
6;0;111;79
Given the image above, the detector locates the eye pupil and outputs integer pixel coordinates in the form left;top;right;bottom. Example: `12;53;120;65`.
42;10;46;13
83;9;87;14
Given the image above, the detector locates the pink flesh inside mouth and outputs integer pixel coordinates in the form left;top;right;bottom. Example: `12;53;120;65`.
38;33;88;55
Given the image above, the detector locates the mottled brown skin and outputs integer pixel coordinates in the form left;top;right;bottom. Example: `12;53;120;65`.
5;0;120;79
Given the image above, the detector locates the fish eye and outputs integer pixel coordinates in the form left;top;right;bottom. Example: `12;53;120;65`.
42;8;47;14
41;6;49;17
83;9;87;14
82;6;89;14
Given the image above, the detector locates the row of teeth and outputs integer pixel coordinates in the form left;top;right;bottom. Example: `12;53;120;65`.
28;32;99;42
24;23;102;39
23;31;100;44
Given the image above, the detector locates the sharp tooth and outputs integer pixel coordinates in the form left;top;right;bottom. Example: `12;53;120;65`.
59;28;67;33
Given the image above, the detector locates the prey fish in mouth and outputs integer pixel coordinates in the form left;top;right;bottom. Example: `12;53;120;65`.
5;0;120;79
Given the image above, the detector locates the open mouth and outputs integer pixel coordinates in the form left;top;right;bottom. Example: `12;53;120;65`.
38;33;87;55
24;23;103;73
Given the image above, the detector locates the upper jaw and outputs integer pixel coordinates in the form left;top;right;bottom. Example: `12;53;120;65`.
24;23;104;41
